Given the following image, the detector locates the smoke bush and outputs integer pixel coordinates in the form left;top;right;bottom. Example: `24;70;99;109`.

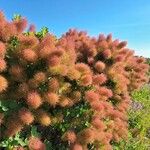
0;12;149;150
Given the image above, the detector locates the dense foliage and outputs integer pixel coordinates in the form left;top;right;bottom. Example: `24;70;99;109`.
0;12;149;150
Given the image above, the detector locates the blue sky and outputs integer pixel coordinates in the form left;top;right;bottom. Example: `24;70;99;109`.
0;0;150;57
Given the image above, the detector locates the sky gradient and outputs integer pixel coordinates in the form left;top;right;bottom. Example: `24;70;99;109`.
0;0;150;57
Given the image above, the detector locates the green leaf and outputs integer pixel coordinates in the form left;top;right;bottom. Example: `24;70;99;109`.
0;101;8;112
31;126;41;137
44;140;52;149
35;27;49;39
85;121;90;127
12;14;22;21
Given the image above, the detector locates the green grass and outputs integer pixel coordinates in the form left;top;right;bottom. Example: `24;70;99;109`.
113;85;150;150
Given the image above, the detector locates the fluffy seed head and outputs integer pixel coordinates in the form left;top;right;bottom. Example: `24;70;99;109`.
93;74;107;85
26;91;42;109
62;130;77;143
80;74;92;86
13;146;25;150
78;128;95;144
38;46;51;58
21;49;38;62
36;110;51;126
48;78;59;92
51;47;64;56
115;55;125;62
136;57;145;63
94;61;105;72
40;34;55;47
19;34;39;49
85;91;99;103
38;45;55;58
75;63;91;74
0;42;6;58
67;68;81;80
14;18;27;33
0;75;8;93
44;92;59;107
92;116;106;130
0;11;6;26
90;101;104;112
28;137;46;150
59;97;70;107
87;57;94;65
0;22;17;41
98;87;113;98
4;120;23;137
118;41;127;49
106;33;112;42
71;143;83;150
28;24;36;32
98;34;105;41
47;55;60;67
102;49;112;59
98;41;108;50
0;58;6;72
33;71;47;83
18;108;34;125
49;65;68;76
